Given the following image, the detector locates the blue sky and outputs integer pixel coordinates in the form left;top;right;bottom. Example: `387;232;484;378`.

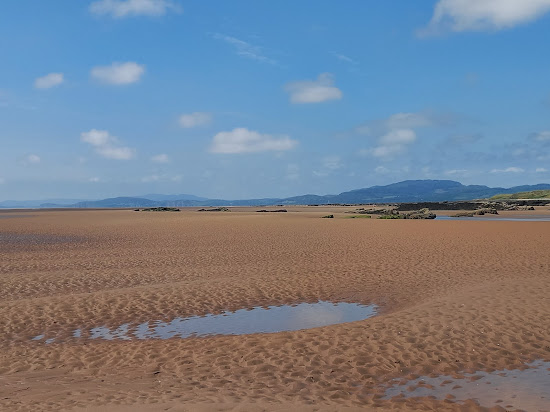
2;0;550;200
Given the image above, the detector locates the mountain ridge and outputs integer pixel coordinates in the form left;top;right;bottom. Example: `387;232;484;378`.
4;180;550;209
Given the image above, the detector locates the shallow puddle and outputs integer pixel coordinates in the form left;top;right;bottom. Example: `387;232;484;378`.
384;360;550;411
436;216;550;222
32;301;377;343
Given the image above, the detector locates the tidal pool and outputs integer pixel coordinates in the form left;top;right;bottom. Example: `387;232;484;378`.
384;360;550;411
32;301;377;343
436;216;550;222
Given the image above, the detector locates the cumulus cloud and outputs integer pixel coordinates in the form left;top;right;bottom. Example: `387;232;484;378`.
322;156;342;170
536;167;548;172
91;62;145;85
364;129;417;159
81;129;136;160
26;154;41;164
385;112;434;129
356;110;455;137
420;0;550;35
285;73;342;104
358;110;457;160
151;153;170;163
212;33;277;65
209;127;297;154
530;130;550;142
490;167;525;173
34;73;64;89
89;0;181;18
179;112;212;128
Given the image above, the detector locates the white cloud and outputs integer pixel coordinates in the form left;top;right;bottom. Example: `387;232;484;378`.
285;73;343;104
355;110;454;137
312;170;329;178
81;129;110;146
179;112;212;128
385;112;433;130
421;0;550;35
322;156;342;170
365;129;417;159
360;129;417;159
26;154;41;164
34;73;64;89
374;166;389;174
89;177;100;182
141;174;182;182
536;167;548;172
90;62;145;85
151;153;170;163
89;0;181;18
445;169;468;175
370;145;406;158
212;33;277;65
81;129;136;160
209;127;298;154
531;131;550;142
96;146;135;160
490;167;525;173
332;52;357;64
379;129;416;145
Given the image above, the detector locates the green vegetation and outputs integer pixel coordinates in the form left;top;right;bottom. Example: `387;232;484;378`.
378;214;403;219
321;214;334;219
346;215;372;219
491;190;550;200
137;207;180;212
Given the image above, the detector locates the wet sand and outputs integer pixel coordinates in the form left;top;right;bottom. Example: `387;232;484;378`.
1;207;549;411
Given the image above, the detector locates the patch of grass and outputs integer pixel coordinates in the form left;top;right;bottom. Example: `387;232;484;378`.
346;215;372;219
491;190;550;200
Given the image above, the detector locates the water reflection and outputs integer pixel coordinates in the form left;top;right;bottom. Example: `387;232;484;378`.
384;360;550;410
436;216;550;222
31;301;377;343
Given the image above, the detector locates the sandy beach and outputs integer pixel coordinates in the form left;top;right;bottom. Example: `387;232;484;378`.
1;207;549;411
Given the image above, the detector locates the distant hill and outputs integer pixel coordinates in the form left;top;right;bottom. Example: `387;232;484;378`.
491;190;550;200
0;198;91;209
71;197;158;208
138;193;209;202
24;180;550;208
327;180;550;204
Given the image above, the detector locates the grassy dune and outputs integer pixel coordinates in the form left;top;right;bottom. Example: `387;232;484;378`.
491;190;550;200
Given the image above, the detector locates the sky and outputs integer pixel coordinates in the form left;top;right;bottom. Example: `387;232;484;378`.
1;0;550;201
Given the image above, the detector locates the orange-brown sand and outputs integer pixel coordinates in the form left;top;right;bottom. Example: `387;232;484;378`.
1;207;549;411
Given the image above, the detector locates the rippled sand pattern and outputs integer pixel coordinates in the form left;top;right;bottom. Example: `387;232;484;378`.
0;207;549;411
